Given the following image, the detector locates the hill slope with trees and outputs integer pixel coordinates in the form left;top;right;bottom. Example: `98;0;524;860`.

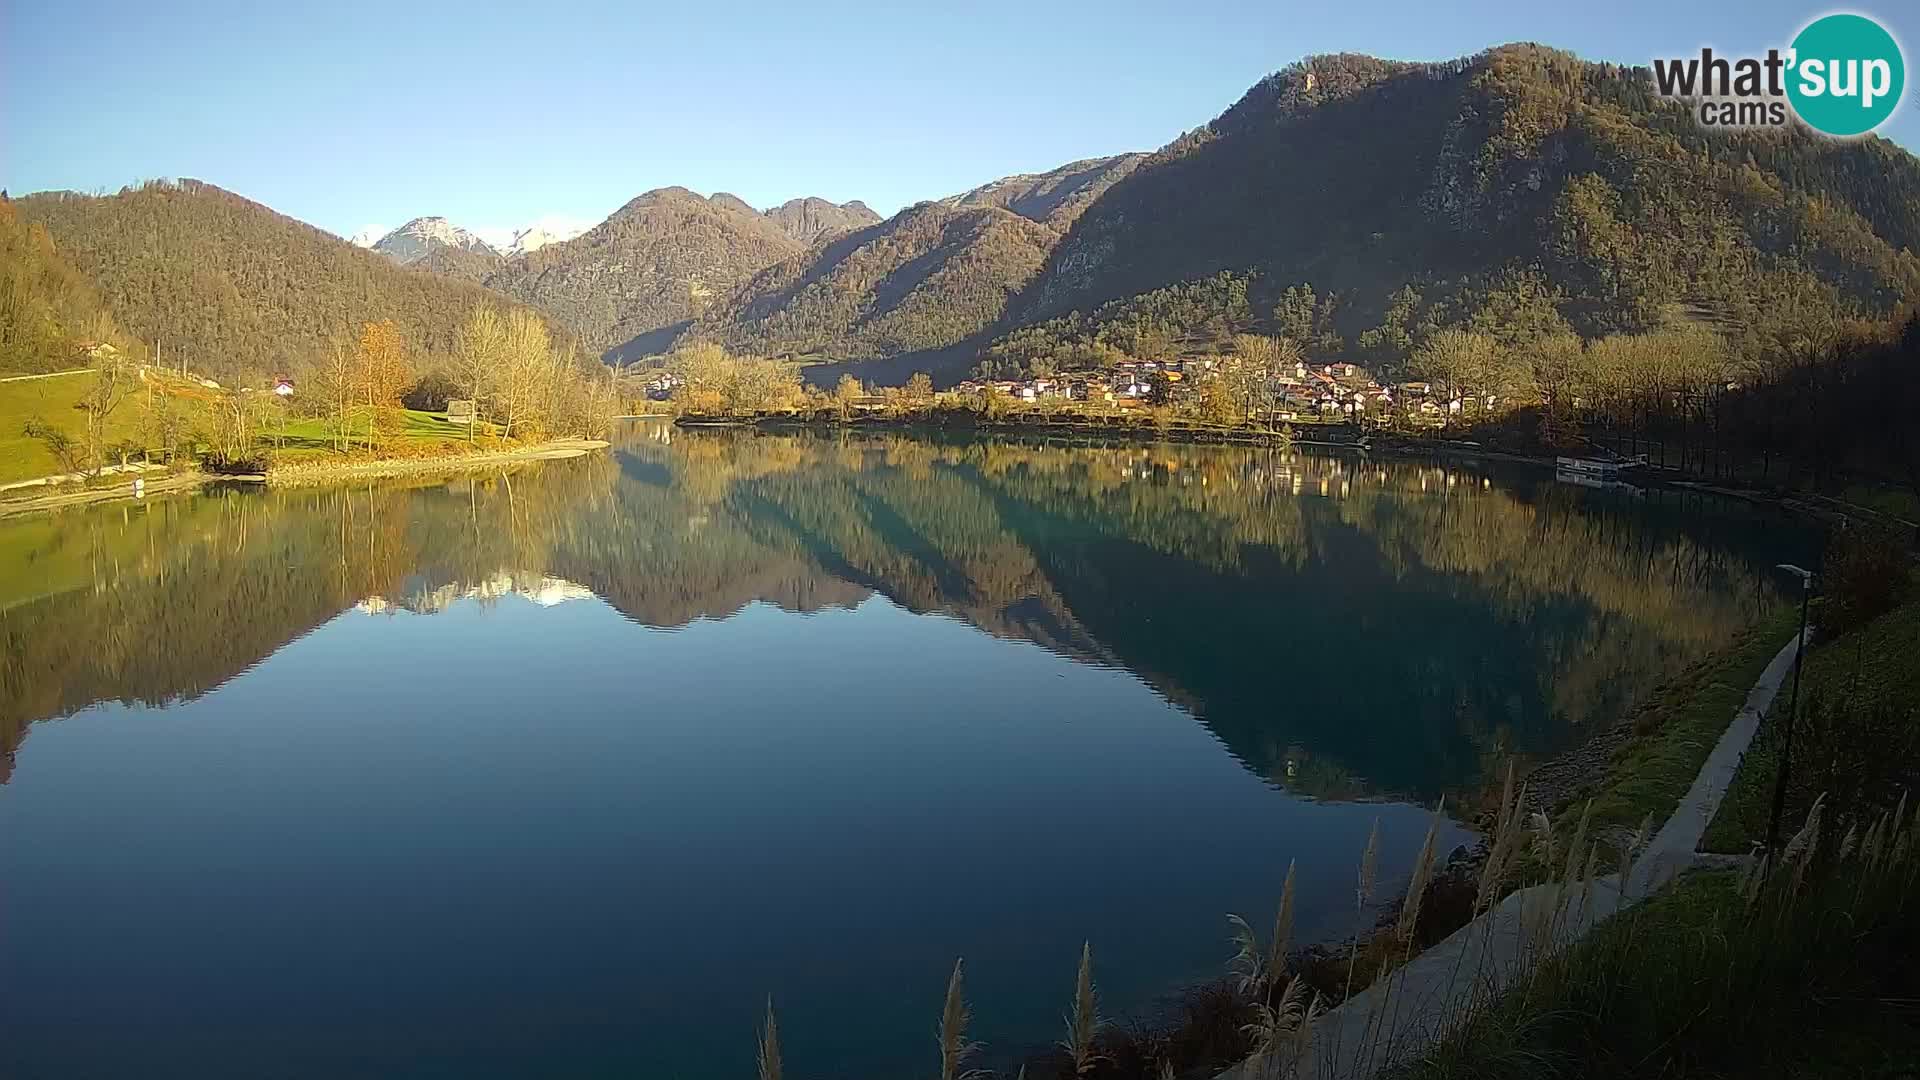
1007;46;1920;369
941;153;1148;230
13;181;540;384
686;202;1059;363
764;197;882;244
481;187;806;359
0;199;139;374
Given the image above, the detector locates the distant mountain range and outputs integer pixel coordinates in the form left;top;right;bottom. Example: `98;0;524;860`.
13;43;1919;388
352;215;590;262
347;195;882;359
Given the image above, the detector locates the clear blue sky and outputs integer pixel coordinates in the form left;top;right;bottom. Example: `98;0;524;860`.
5;0;1916;239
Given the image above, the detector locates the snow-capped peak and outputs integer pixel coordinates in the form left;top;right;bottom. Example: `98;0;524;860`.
475;215;593;256
355;214;596;264
371;216;497;263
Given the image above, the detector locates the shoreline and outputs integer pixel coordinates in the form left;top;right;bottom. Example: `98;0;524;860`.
699;413;1913;528
0;469;214;518
263;438;609;487
0;439;610;518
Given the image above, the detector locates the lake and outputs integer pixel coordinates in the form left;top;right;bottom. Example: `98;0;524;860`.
0;422;1809;1078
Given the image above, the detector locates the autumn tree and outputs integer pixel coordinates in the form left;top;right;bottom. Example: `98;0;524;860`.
312;336;360;451
833;374;864;421
495;310;552;439
455;304;508;442
906;372;935;403
354;320;412;447
1232;333;1304;426
668;342;802;417
1527;333;1586;445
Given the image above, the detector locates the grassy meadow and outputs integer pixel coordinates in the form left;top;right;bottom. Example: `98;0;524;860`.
0;368;501;486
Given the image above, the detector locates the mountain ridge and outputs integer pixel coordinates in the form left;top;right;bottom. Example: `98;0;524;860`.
13;180;553;383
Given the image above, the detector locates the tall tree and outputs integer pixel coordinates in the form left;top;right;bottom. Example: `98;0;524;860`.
354;320;412;448
454;305;508;442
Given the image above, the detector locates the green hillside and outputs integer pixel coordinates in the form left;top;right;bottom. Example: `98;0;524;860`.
13;180;539;385
1008;46;1920;369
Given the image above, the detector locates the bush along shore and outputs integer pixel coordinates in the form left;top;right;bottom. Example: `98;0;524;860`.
743;528;1915;1080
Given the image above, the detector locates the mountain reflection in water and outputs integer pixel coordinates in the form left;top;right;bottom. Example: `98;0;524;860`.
2;421;1801;799
0;421;1810;1079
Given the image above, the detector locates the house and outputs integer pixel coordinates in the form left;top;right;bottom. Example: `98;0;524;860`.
273;377;295;398
641;371;681;401
446;399;475;422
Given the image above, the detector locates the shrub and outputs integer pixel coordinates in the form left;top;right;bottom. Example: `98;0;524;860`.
200;449;271;475
1817;521;1912;636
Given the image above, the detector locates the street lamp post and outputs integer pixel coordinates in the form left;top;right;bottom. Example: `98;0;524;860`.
1764;563;1814;862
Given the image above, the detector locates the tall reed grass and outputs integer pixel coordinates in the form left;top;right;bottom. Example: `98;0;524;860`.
743;772;1914;1079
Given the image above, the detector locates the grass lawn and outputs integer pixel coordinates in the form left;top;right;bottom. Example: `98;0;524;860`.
0;371;136;484
1406;590;1920;1080
1703;594;1920;853
1403;868;1920;1079
1839;483;1920;523
3;372;503;485
271;408;496;458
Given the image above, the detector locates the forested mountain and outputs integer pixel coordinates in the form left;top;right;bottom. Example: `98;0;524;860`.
15;46;1918;387
479;187;805;358
0;198;135;373
764;197;881;243
1009;46;1920;365
941;153;1148;229
687;202;1058;362
13;180;540;383
412;242;507;283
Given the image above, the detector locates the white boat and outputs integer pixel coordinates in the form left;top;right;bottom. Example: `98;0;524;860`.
1555;454;1646;476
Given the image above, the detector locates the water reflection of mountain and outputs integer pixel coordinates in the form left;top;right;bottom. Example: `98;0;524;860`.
0;426;1802;795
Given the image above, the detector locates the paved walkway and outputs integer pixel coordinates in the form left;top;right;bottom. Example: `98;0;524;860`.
0;368;89;383
1224;630;1806;1080
0;460;169;493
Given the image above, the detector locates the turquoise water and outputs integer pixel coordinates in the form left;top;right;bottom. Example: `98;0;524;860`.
0;423;1808;1078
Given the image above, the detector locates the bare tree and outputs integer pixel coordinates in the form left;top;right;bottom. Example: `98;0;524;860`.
312;337;360;451
455;305;507;442
78;347;135;474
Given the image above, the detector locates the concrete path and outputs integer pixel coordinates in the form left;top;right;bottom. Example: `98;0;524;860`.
0;368;89;383
0;460;170;493
1224;629;1806;1080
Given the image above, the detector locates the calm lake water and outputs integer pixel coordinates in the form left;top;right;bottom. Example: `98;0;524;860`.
1;422;1811;1078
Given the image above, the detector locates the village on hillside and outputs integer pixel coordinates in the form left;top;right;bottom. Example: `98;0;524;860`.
952;356;1493;422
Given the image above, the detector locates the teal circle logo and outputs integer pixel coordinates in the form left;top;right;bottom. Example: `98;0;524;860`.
1787;13;1905;136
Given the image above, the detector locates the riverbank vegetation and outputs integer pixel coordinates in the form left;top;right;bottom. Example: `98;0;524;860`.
744;597;1915;1080
3;302;616;492
654;296;1920;529
1407;563;1920;1078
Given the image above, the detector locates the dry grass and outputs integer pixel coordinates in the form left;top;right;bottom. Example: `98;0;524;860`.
1405;792;1920;1080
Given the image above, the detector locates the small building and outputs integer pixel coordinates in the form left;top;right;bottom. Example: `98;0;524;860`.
446;399;476;423
273;377;295;398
